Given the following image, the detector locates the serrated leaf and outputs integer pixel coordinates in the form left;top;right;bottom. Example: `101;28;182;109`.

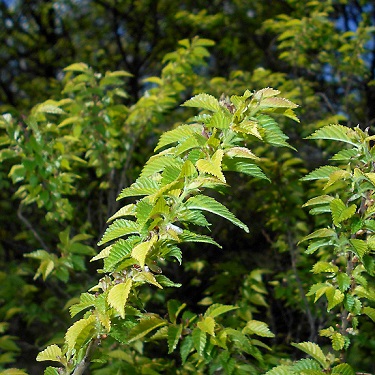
363;306;375;322
98;220;139;246
243;320;275;338
332;363;355;375
331;332;345;351
292;359;322;371
69;293;96;318
107;279;132;319
117;177;160;200
180;335;194;364
330;198;356;227
292;342;328;369
155;124;202;151
196;149;226;182
208;111;231;129
155;274;181;288
103;237;137;272
349;239;368;259
131;235;157;268
134;270;163;289
185;195;249;232
192;327;207;357
36;344;62;362
324;170;351;189
307;125;358;147
223;158;269;181
127;316;166;343
197;316;216;336
301;166;341;181
326;287;345;311
65;315;96;351
205;304;238;318
305;239;331;255
298;228;336;244
330;149;358;161
254;87;280;99
36;104;65;114
232;119;263;139
264;365;293;375
64;62;89;72
303;195;334;207
337;273;351;292
182;93;221;112
44;368;59;375
258;115;293;149
141;154;183;178
312;261;338;274
259;97;298;109
225;147;259;160
168;324;183;353
179;230;221;248
107;204;135;222
1;370;30;375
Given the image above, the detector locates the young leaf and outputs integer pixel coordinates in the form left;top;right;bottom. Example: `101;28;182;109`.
98;219;139;246
65;315;96;351
127;316;167;343
155;124;202;151
204;304;238;318
117;177;160;200
223;158;270;181
185;195;249;232
107;279;133;319
363;306;375;322
179;230;222;248
69;293;96;318
298;228;336;244
180;335;194;364
196;149;226;182
182;93;221;112
331;363;355;375
306;124;358;147
197;316;216;336
131;235;157;268
301;166;341;181
167;324;183;353
264;365;293;375
225;147;259;160
349;239;368;260
312;261;338;274
292;359;322;371
36;344;62;362
331;332;345;351
192;327;207;357
107;204;136;222
326;287;344;311
243;320;275;338
292;342;328;369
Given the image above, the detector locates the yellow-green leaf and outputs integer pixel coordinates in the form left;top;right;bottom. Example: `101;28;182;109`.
65;315;96;351
330;198;356;226
107;279;133;319
243;320;275;338
197;316;215;336
36;344;62;363
131;235;157;268
196;149;226;182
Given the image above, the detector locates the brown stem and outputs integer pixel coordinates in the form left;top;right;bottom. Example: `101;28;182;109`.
17;204;50;252
71;337;100;375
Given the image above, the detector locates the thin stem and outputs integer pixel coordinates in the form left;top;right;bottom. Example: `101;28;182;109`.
71;337;100;375
17;204;50;252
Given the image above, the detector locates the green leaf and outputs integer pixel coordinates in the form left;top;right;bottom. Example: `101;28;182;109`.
0;370;29;375
178;230;221;248
223;158;270;181
330;198;356;226
349;239;368;259
107;204;136;222
225;147;259;160
155;124;202;151
185;195;249;232
326;287;345;311
363;306;375;322
167;324;183;353
204;304;238;318
264;365;294;375
332;363;355;375
141;154;183;178
243;320;275;338
337;273;351;292
307;125;358;147
117;177;160;200
298;228;336;244
208;111;231;129
192;327;207;357
36;344;62;362
259;97;298;109
131;235;157;268
69;293;96;318
301;166;341;181
254;87;280;99
305;239;331;255
127;316;167;343
257;115;293;149
331;332;345;351
292;342;328;369
180;335;194;364
303;195;334;207
64;62;90;72
330;149;358;161
312;261;338;274
196;149;226;182
197;316;215;336
292;359;322;371
98;220;139;246
107;279;132;319
155;275;182;288
103;238;137;272
44;368;59;375
65;315;96;351
182;93;221;112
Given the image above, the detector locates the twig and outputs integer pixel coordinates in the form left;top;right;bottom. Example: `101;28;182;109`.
17;204;50;251
72;337;100;375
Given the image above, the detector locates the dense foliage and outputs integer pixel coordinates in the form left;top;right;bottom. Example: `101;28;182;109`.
1;1;375;374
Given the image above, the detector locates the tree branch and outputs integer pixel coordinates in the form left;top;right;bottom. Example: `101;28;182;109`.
71;337;100;375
